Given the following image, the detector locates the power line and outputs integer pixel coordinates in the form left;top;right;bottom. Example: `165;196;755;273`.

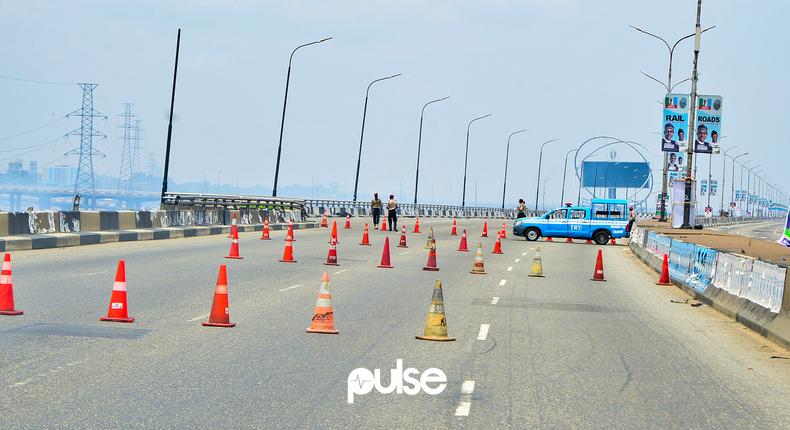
0;74;74;86
0;116;66;142
65;83;107;194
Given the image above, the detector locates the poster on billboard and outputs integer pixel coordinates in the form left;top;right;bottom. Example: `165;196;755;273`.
700;180;708;196
693;95;723;154
710;179;718;196
661;93;689;153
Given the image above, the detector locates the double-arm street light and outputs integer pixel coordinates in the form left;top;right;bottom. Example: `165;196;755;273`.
729;152;748;212
629;23;714;222
502;129;528;209
413;96;450;205
462;114;493;207
534;138;560;211
272;37;332;197
351;73;402;202
719;146;738;213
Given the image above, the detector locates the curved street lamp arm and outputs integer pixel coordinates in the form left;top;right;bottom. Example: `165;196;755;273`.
467;113;493;132
641;71;670;93
289;37;332;65
422;96;450;115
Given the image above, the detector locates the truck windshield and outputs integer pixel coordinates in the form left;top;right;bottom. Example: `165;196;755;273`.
570;209;586;219
547;209;568;220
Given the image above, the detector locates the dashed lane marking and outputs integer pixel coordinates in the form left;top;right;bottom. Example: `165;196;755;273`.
514;258;521;263
490;297;500;305
454;381;476;417
279;284;303;292
499;279;507;286
187;314;209;322
332;269;347;275
477;324;490;340
399;251;409;255
506;266;513;272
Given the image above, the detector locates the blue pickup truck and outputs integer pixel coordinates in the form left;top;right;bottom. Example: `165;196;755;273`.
513;198;630;245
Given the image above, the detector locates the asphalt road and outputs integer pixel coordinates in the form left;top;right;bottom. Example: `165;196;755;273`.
1;218;789;429
710;220;786;241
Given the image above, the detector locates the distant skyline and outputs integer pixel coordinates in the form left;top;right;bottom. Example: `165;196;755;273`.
0;1;787;208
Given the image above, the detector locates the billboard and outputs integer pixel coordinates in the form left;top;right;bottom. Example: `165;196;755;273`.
661;93;689;153
693;95;723;154
581;161;650;188
700;179;718;196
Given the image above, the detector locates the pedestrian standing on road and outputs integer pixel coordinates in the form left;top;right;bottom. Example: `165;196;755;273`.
627;205;636;236
371;193;382;228
387;194;398;231
517;199;527;218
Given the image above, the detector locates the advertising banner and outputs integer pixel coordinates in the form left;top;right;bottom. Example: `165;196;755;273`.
700;180;708;196
780;209;790;248
661;93;689;153
710;179;718;196
693;95;723;154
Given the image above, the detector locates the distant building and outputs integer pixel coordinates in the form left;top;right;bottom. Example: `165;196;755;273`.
46;165;74;188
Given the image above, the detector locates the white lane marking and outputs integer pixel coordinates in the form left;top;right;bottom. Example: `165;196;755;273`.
476;324;490;340
279;284;303;292
9;378;33;388
187;313;209;322
499;279;507;286
490;297;500;305
332;269;347;275
454;380;476;417
514;258;521;263
506;266;513;272
399;251;409;255
71;270;109;278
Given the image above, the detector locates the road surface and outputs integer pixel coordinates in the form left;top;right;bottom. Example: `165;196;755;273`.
1;218;789;428
710;220;785;241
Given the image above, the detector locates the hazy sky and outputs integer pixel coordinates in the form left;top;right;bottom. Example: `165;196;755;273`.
1;0;787;207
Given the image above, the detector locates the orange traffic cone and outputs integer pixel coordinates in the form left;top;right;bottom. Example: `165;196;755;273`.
423;241;439;271
378;237;394;268
329;220;339;244
591;249;606;281
458;229;469;252
260;217;271;240
306;272;339;334
398;226;408;248
501;222;508;239
481;221;488;238
100;260;134;323
585;239;593;245
225;236;243;259
415;279;455;341
470;243;486;274
320;212;328;228
565;237;573;243
451;219;458;236
381;218;388;231
227;213;238;238
0;253;22;316
492;236;503;254
285;220;295;242
280;239;297;263
413;217;421;233
546;237;554;242
202;264;235;327
610;237;617;246
344;214;351;230
360;223;371;246
656;254;672;285
324;237;339;266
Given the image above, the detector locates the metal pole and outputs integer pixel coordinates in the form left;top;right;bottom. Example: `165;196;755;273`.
414;96;449;205
502;129;527;209
352;73;401;202
272;37;332;197
681;0;703;228
560;148;577;206
706;153;712;210
462;114;492;207
535;138;559;211
160;28;180;206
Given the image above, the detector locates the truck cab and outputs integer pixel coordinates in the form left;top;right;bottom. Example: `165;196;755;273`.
512;198;629;245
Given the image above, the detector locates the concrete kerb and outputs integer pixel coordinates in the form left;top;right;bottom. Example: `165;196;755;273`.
0;221;317;252
628;238;790;350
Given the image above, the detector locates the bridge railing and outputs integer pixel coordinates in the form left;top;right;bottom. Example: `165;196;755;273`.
302;199;535;219
161;192;305;211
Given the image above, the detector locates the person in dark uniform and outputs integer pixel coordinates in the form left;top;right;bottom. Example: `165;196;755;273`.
387;194;398;231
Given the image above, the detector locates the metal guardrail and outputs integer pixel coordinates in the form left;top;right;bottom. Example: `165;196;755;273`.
303;199;534;219
161;192;305;210
694;215;777;228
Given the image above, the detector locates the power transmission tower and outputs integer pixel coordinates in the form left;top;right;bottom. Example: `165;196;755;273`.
66;83;107;194
117;103;136;193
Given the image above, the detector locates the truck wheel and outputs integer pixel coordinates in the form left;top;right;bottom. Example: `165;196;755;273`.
524;228;540;241
593;230;610;245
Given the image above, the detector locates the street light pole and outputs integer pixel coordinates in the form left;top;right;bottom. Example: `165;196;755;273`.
414;96;450;205
462;114;493;207
352;73;402;202
272;37;332;197
542;178;550;211
535;138;559;211
560;148;578;207
731;153;747;213
719;146;738;214
629;22;714;222
502;129;528;209
160;28;181;206
681;0;703;228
